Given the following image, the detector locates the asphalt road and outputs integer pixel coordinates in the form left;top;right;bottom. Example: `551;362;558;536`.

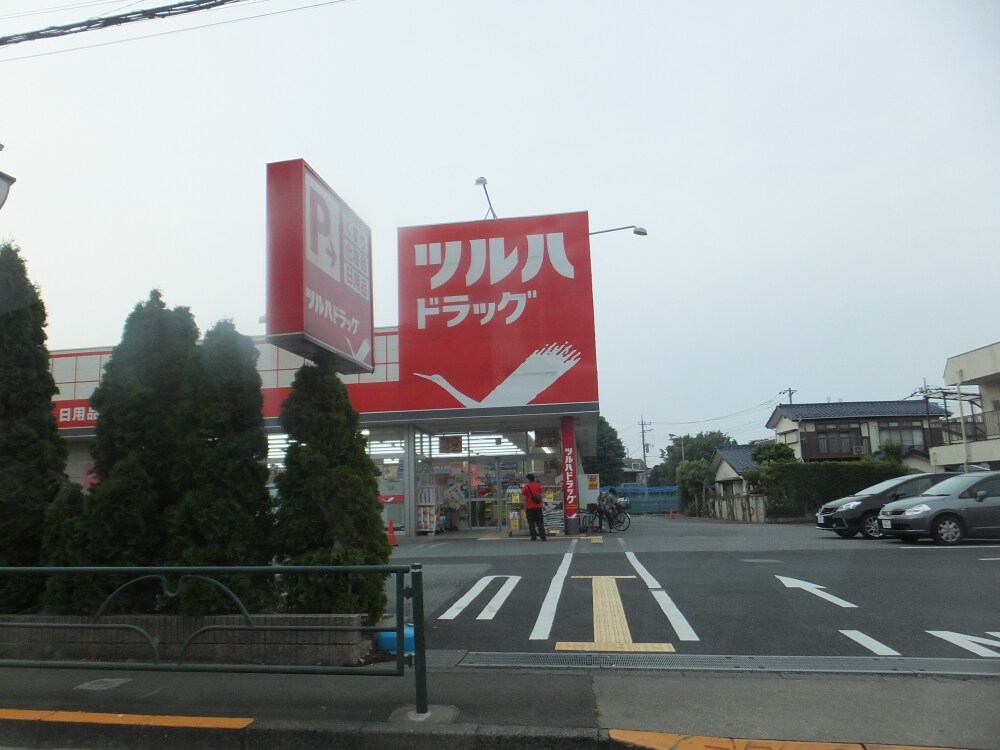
2;516;998;749
393;515;1000;660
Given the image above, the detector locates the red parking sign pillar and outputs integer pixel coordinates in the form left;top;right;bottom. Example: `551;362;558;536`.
561;416;580;535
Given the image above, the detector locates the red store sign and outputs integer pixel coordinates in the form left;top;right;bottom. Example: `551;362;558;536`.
397;212;598;415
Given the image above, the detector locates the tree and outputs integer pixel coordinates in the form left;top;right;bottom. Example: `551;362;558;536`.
675;458;714;516
272;352;390;623
0;242;69;612
654;430;736;485
44;290;199;612
581;416;626;486
879;439;904;466
744;442;798;499
751;442;796;465
167;320;273;613
646;462;672;486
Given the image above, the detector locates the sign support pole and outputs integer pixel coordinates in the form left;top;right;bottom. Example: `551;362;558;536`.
561;416;580;535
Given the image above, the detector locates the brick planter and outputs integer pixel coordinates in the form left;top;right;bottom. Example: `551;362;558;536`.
0;614;371;667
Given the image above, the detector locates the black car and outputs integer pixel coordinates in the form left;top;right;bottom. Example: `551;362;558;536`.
815;473;951;539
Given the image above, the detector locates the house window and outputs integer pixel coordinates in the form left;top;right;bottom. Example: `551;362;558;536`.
816;423;859;454
878;421;925;449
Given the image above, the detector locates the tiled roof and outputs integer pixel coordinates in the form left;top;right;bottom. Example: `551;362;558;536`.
714;444;758;474
767;400;946;428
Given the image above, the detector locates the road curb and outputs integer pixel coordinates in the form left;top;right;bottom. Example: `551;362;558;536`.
0;715;979;750
609;729;971;750
0;715;612;750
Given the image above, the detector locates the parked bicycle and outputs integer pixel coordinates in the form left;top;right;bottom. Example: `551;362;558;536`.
607;500;631;532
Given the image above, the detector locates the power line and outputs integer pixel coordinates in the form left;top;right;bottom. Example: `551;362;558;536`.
0;1;122;21
0;0;250;48
0;0;351;62
650;392;784;427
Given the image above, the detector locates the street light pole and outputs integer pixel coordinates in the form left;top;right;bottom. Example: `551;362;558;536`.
474;176;497;220
590;225;647;236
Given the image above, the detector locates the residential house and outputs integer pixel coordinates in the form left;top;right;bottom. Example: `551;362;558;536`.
710;445;758;497
621;457;647;485
765;401;946;471
930;341;1000;471
709;444;765;522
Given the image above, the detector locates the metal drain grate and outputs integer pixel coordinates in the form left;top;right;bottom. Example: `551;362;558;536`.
458;651;1000;677
425;649;467;668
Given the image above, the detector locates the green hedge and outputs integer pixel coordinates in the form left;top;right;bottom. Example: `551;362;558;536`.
761;461;908;518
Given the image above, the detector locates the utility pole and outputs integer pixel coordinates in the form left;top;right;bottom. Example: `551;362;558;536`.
639;416;652;487
780;386;797;404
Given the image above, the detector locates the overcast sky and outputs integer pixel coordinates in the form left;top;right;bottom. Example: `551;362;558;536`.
2;0;998;461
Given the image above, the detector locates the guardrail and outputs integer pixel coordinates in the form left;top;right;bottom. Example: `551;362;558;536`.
0;564;428;713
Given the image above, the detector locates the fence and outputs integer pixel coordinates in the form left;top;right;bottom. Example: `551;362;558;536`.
0;564;428;714
616;485;679;514
703;493;767;523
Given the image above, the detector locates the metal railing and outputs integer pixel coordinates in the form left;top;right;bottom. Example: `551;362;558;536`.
939;410;1000;445
0;564;428;713
800;434;871;460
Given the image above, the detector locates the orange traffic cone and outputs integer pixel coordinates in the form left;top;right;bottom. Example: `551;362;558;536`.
669;508;675;520
387;519;398;547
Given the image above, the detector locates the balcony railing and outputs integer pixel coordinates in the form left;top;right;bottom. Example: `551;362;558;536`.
800;434;870;460
939;409;1000;445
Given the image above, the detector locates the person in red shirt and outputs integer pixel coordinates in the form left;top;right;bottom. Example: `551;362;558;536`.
521;473;546;541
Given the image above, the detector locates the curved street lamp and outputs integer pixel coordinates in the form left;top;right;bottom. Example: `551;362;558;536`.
0;144;14;212
474;176;497;220
590;224;647;236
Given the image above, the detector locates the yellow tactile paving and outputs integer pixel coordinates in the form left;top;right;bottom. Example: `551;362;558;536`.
587;576;635;643
0;708;253;729
609;730;969;750
556;575;675;653
555;641;675;652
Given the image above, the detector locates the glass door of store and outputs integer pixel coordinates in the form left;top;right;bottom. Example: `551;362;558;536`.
468;459;522;531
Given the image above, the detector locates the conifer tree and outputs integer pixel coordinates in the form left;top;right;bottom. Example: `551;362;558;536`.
44;291;199;612
0;242;69;612
168;320;272;613
273;352;389;623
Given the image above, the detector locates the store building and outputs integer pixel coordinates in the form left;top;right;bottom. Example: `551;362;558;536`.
50;162;602;535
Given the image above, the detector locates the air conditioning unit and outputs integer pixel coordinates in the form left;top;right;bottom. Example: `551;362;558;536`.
853;446;864;455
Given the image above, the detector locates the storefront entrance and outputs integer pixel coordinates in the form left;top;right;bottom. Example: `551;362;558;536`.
468;459;523;531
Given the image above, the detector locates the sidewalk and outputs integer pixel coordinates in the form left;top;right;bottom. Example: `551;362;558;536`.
1;660;997;749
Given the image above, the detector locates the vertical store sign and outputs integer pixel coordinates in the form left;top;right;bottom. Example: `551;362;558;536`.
266;159;374;373
561;416;580;521
397;212;598;412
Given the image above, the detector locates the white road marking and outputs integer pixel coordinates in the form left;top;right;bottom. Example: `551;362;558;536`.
74;678;131;691
428;542;447;549
438;575;521;621
775;576;857;608
897;545;999;550
740;559;782;563
839;630;900;656
979;557;1000;561
927;631;1000;657
529;539;578;640
626;551;700;641
476;576;520;620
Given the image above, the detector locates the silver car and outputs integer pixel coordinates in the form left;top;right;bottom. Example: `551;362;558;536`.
877;471;1000;544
